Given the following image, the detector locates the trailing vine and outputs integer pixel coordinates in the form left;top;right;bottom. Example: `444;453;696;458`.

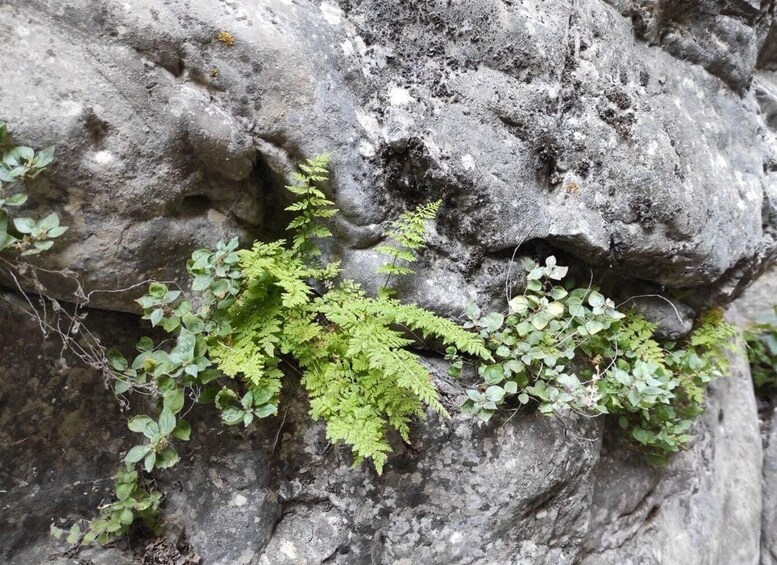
462;257;739;462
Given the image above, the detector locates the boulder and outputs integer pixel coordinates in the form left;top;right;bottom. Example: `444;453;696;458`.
0;0;775;313
2;0;777;563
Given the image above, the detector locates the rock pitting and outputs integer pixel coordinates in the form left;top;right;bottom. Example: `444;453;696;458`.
2;0;777;563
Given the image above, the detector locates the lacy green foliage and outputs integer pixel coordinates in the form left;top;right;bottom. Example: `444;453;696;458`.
463;257;738;462
210;169;485;470
70;156;488;545
0;122;67;256
284;154;336;258
744;306;777;393
376;199;441;290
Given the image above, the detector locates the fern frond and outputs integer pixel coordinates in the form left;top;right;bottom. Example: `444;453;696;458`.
617;313;665;367
283;155;337;258
370;297;491;359
690;307;739;366
377;200;442;288
302;357;415;475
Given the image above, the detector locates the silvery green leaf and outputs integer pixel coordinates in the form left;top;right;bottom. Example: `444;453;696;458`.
172;419;191;441
35;146;55;168
149;308;164;327
527;268;544;281
155;448;179;469
5;193;26;206
485;386;505;402
547;266;568;280
143;452;156;473
508;296;529;314
47;226;68;238
128;416;154;433
547;302;565;317
587;291;605;308
16;146;34;161
124;444;150;464
13;217;35;234
549;286;568;300
38;213;59;230
163;388;185;413
33;240;54;251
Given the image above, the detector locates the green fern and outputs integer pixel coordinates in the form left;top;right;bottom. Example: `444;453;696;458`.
617;313;665;367
377;200;442;290
206;162;486;473
284;154;337;258
689;307;738;372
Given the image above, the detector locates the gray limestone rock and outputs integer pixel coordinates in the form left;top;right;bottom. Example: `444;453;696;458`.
0;0;776;313
763;408;777;565
581;354;763;565
2;0;777;563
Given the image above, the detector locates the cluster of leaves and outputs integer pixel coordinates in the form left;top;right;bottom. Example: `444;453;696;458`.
52;466;161;545
70;155;490;544
0;122;66;256
744;306;777;394
463;257;738;461
77;238;247;542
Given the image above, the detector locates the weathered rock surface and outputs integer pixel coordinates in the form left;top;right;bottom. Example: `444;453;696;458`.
581;354;762;565
3;0;777;563
1;0;777;313
727;264;777;565
0;301;765;564
763;409;777;565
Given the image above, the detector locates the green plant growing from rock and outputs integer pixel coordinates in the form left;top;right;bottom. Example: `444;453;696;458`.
28;151;739;546
65;155;490;544
744;307;777;394
0;122;67;257
462;256;739;462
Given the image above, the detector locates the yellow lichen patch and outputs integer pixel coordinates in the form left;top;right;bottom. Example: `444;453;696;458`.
217;31;235;47
563;181;580;194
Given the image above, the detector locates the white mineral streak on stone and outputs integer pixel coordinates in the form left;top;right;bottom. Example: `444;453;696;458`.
93;151;114;165
230;494;248;507
319;2;343;25
341;38;355;57
280;541;298;559
358;139;376;157
389;86;414;106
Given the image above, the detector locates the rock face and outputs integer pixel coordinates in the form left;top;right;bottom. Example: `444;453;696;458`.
728;265;777;565
3;0;777;563
764;410;777;565
2;0;777;312
0;300;765;564
582;355;762;565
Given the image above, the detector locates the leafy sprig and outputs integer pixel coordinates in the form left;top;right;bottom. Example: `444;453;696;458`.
464;256;738;461
0;122;67;256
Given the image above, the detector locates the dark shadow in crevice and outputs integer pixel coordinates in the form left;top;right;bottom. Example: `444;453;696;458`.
178;193;212;217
